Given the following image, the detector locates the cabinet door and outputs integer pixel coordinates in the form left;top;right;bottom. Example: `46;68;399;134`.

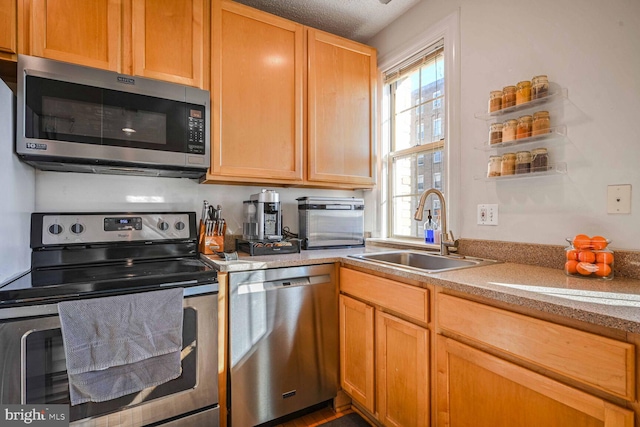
132;0;208;88
0;0;17;60
307;28;376;187
29;0;122;71
209;0;303;182
339;294;375;414
436;335;634;427
377;311;430;427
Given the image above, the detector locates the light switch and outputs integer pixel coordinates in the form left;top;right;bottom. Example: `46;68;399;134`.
607;185;631;214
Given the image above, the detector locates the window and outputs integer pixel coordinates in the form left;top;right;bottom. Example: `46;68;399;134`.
433;151;442;164
434;172;442;190
433;117;443;139
383;42;445;239
432;90;442;110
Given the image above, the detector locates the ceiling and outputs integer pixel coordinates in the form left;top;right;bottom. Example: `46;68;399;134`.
231;0;422;43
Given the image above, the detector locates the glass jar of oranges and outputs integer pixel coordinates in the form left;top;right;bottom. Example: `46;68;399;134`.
565;234;614;280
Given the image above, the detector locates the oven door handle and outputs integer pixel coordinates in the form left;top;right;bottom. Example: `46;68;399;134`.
0;283;218;320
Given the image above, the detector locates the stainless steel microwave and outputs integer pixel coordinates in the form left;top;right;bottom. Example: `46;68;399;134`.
16;55;210;179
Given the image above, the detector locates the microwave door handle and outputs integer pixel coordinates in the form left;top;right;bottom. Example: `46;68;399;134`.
325;205;351;210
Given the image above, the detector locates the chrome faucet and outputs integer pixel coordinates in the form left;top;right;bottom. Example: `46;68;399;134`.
414;188;458;255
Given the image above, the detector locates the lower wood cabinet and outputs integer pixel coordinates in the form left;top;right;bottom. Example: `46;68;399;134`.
339;294;375;413
339;267;430;427
339;269;637;426
377;310;429;427
437;335;634;427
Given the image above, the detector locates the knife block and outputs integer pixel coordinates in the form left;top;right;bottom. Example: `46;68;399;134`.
199;222;224;254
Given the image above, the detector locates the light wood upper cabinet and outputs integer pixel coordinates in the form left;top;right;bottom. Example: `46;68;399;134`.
0;0;18;61
307;28;376;187
23;0;209;88
437;335;634;427
28;0;123;71
207;0;304;182
131;0;209;88
205;2;376;188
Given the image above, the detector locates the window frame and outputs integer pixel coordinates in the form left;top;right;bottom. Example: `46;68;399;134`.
375;10;460;242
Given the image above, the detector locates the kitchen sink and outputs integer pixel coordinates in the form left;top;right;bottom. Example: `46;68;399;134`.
348;250;500;273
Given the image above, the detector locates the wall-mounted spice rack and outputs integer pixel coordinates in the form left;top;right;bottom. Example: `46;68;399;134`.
475;85;570;180
475;88;569;121
474;162;567;181
475;125;567;151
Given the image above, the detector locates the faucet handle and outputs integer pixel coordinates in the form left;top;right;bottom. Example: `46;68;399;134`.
443;230;459;253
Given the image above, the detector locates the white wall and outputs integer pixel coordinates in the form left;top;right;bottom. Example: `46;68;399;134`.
35;171;361;237
368;0;640;250
0;80;35;282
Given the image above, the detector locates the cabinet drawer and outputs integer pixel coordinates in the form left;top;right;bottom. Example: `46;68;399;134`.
340;268;429;324
438;294;635;400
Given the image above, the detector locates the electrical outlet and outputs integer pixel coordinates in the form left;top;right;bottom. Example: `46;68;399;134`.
477;204;498;226
607;185;631;214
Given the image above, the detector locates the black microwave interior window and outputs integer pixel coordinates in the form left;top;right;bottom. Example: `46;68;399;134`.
24;76;207;154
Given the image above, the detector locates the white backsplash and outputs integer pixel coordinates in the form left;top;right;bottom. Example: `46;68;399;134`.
34;171;363;237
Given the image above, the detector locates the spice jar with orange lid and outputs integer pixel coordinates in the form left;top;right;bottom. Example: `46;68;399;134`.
489;122;503;145
532;111;550;136
532;75;549;99
500;153;516;176
516;81;531;105
516;115;533;139
488;90;502;112
502;119;517;142
502;85;516;108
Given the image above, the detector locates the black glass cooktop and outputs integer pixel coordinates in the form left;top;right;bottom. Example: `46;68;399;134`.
0;257;217;307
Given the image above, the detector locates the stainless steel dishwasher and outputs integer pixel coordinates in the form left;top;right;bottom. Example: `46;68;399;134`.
229;264;338;427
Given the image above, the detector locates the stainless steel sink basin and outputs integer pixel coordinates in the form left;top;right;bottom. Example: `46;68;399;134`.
348;250;500;273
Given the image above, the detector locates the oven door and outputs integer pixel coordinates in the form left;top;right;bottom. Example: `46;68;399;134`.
0;292;218;427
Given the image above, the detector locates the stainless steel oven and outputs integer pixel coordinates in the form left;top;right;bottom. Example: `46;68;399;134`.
16;55;210;179
0;212;219;427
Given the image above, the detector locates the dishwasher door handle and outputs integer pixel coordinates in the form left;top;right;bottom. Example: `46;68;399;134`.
236;274;331;294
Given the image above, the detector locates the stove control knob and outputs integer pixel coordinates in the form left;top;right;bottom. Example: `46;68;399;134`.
71;223;85;234
175;221;185;231
48;224;63;235
158;220;170;231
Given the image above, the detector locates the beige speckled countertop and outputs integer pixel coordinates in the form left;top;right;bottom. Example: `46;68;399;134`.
202;246;640;334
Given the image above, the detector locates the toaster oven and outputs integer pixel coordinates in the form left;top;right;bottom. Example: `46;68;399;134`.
297;197;364;249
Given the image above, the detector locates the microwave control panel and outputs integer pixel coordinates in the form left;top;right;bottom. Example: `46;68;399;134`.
187;108;205;154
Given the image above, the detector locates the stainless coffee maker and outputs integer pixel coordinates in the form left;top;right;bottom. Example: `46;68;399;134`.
243;189;282;241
